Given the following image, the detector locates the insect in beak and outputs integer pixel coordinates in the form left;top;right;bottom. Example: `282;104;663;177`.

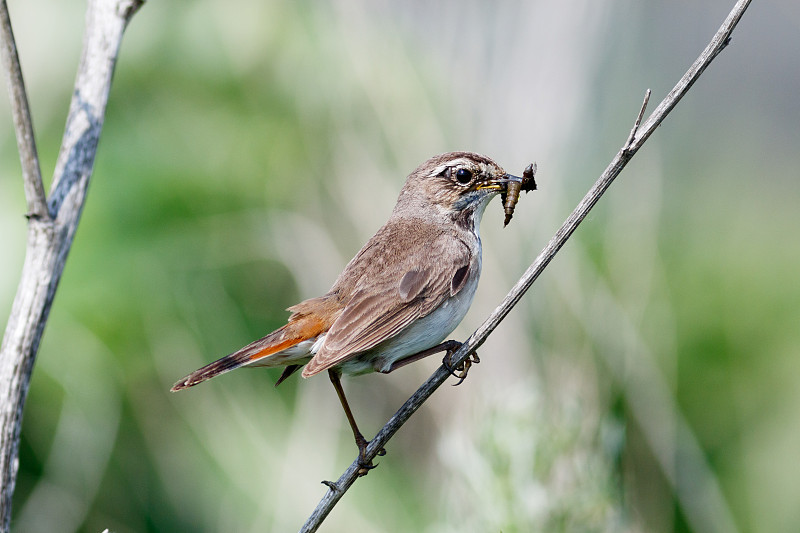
500;163;537;227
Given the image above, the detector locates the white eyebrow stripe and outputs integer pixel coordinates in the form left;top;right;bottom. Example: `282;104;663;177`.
431;158;475;176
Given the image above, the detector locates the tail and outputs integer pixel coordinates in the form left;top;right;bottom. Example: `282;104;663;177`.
171;295;337;392
170;326;309;392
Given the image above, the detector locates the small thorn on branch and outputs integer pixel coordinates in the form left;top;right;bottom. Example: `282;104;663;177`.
624;89;651;152
321;480;339;492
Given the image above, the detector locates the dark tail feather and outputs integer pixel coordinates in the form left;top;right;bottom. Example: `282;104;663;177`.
170;327;302;392
171;351;252;391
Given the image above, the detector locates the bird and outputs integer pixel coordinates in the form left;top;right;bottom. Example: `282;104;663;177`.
171;151;536;472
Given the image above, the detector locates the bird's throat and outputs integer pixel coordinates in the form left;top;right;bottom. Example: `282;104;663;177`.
453;191;496;233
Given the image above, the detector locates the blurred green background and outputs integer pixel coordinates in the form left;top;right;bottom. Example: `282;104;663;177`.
1;1;799;532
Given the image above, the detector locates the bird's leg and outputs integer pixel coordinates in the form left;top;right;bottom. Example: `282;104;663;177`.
327;369;385;477
383;340;461;373
382;340;479;386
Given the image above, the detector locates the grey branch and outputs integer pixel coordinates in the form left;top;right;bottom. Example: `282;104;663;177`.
0;1;143;531
0;1;47;220
300;0;753;531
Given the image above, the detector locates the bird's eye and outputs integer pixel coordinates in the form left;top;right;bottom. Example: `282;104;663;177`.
455;168;473;184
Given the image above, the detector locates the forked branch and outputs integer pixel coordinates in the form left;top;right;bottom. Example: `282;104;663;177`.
0;1;47;220
0;1;143;530
300;0;752;530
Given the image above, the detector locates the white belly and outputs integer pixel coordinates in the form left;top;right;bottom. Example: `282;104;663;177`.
338;256;481;375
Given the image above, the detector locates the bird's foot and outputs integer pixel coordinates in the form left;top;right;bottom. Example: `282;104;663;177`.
442;345;480;386
355;440;386;477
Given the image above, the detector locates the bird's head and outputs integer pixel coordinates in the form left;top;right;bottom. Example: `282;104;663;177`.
395;151;527;228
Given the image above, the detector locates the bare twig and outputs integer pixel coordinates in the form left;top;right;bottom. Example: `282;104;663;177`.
300;0;752;530
0;1;143;530
624;89;651;150
0;1;47;220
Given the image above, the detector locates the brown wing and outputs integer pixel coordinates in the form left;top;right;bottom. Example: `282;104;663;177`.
301;232;472;377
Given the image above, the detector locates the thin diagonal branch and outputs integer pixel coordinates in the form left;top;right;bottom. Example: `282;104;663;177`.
300;0;752;530
0;0;47;220
0;1;144;530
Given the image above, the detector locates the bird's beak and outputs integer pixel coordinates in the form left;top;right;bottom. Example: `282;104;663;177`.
500;173;524;191
476;174;512;192
476;173;528;192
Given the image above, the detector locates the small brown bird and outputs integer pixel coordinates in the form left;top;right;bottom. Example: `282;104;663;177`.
171;151;535;471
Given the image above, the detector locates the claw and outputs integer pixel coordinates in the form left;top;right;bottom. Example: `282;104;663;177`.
355;443;386;476
442;346;479;386
441;342;463;377
357;453;379;476
442;359;455;377
357;462;379;476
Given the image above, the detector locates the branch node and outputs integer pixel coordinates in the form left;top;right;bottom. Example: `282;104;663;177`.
0;0;49;220
624;89;652;152
722;35;732;49
117;0;145;21
321;480;340;492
